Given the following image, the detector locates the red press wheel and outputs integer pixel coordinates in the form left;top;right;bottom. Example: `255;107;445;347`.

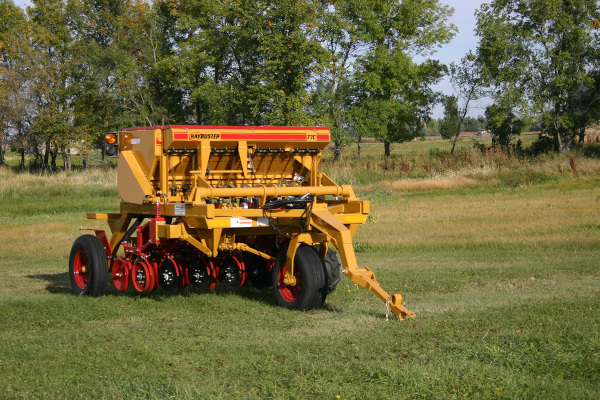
112;257;131;292
131;258;153;293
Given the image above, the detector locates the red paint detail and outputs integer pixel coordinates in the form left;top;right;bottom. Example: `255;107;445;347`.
132;258;158;293
148;261;158;292
207;258;217;291
112;257;131;292
175;258;187;290
131;259;152;292
232;254;247;288
277;262;300;302
136;224;150;251
156;139;163;145
72;250;90;290
173;133;188;140
221;133;307;140
122;125;330;134
317;135;330;141
163;125;329;131
179;259;190;287
122;126;162;131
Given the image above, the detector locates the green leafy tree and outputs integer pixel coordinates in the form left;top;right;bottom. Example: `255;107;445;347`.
0;0;31;167
438;95;459;140
118;1;176;126
476;0;600;152
446;51;487;154
167;0;322;126
67;0;135;165
26;0;77;170
350;0;455;157
168;0;240;125
461;116;485;132
311;0;363;160
485;103;525;148
257;0;323;125
425;118;438;136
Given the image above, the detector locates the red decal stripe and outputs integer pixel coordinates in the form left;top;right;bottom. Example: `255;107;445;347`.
164;125;329;131
317;135;330;141
122;126;162;131
220;133;307;140
173;133;188;140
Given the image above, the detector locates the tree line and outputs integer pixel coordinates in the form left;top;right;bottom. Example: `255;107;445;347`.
1;0;599;171
0;0;455;169
440;0;600;154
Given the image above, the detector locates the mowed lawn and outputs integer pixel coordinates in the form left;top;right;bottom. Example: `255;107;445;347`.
0;143;599;399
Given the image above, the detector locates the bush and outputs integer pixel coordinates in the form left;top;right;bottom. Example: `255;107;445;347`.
527;135;555;156
582;143;600;158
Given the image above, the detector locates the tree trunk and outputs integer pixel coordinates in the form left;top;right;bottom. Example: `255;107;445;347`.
333;138;343;161
384;140;391;157
63;151;72;171
82;153;87;169
50;150;57;171
20;148;25;170
552;131;560;152
357;136;362;160
43;147;50;170
578;127;585;147
450;131;460;154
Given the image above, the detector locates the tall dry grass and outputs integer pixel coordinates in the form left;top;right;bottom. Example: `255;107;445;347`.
322;145;600;193
0;167;117;199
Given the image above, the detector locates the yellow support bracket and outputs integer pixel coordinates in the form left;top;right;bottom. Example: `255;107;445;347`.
311;209;416;320
344;267;416;320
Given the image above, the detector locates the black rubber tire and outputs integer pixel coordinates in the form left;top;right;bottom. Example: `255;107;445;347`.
245;253;272;289
69;234;108;297
272;244;327;310
322;247;342;294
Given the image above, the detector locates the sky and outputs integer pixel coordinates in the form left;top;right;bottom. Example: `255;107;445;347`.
430;0;489;118
11;0;487;118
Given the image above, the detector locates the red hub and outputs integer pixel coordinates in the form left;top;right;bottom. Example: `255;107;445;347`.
112;257;131;292
131;258;154;292
72;250;90;290
277;262;301;302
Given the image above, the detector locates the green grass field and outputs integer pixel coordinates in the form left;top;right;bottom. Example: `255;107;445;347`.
0;138;599;399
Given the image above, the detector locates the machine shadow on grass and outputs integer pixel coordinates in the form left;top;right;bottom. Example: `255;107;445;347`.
27;272;73;294
28;271;277;305
28;272;343;314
